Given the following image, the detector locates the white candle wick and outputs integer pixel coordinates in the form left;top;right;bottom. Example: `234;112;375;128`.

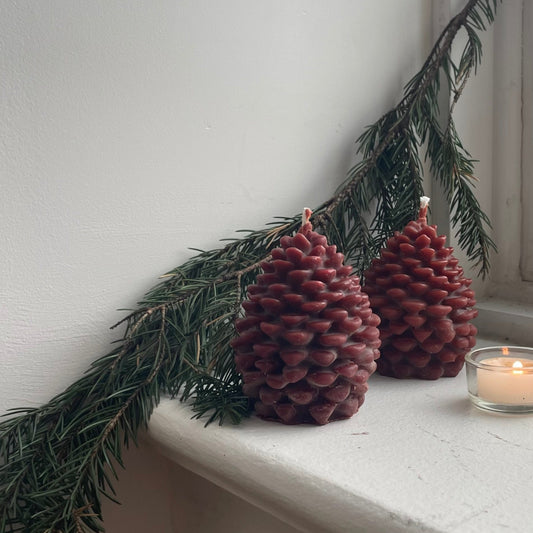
302;207;312;227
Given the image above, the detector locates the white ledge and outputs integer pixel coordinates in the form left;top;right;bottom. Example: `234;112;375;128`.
148;338;533;533
475;297;533;345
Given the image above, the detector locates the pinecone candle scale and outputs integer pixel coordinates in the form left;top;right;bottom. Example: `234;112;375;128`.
231;208;381;425
363;197;478;380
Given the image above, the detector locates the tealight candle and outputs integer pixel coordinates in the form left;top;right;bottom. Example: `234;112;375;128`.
466;346;533;413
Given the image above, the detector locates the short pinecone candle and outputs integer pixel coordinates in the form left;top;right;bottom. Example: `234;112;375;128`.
363;197;477;380
231;209;381;425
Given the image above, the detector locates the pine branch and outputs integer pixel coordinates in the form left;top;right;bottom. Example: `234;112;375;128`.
0;2;499;531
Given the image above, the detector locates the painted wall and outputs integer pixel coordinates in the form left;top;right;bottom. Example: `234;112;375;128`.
1;1;494;531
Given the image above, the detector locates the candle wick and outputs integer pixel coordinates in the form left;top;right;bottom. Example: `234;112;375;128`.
419;196;430;221
301;207;312;228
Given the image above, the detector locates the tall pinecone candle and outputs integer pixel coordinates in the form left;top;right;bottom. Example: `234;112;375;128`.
231;209;381;425
363;197;478;380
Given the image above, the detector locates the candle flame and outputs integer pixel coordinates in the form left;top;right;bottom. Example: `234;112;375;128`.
512;360;523;375
502;346;509;356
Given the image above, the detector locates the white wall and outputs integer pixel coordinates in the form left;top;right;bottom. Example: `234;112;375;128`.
1;0;434;411
2;1;496;531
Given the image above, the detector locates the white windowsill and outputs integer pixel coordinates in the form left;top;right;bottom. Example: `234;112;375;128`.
147;334;533;533
475;297;533;346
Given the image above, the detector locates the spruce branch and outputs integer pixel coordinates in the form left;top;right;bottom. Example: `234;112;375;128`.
1;2;499;531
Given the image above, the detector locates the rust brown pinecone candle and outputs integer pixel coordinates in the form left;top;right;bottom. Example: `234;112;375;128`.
231;208;381;425
363;197;478;380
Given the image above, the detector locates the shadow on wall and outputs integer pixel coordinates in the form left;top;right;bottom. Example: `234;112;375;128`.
102;441;174;533
103;438;302;533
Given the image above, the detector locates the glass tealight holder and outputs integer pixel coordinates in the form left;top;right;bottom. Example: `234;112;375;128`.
465;346;533;414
